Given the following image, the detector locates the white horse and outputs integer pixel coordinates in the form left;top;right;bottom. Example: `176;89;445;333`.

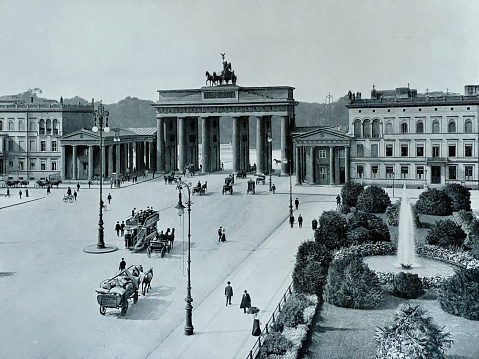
141;267;153;295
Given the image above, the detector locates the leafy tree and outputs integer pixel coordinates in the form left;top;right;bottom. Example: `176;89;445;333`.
357;185;391;213
375;303;453;359
415;188;452;216
443;184;471;212
392;272;424;299
426;219;466;248
315;211;348;249
439;268;479;320
341;181;364;207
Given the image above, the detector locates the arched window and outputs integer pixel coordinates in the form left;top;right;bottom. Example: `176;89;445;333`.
46;119;52;135
448;121;456;133
372;119;381;138
39;119;45;135
386;122;393;134
8;120;14;131
432;120;440;133
353;119;361;138
363;119;371;138
0;120;3;130
53;119;58;135
416;121;424;134
18;120;24;131
465;119;473;133
30;121;36;132
401;122;408;134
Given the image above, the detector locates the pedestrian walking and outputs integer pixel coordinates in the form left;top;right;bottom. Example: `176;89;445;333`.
289;214;295;228
46;185;51;195
77;182;80;192
110;179;113;189
73;191;77;201
271;184;276;194
312;218;318;231
25;188;29;197
115;221;121;237
88;180;91;188
119;258;126;271
295;197;300;210
120;221;125;237
218;226;223;242
221;229;226;242
18;190;22;199
252;314;261;336
152;170;155;178
336;194;341;210
225;281;233;306
107;193;112;204
6;188;10;197
298;214;303;228
240;290;252;314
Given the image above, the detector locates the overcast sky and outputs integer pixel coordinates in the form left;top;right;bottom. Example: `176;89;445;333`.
1;0;478;104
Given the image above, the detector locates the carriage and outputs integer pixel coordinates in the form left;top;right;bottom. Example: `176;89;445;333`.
247;179;256;194
147;228;175;258
225;175;234;185
192;182;207;195
96;265;143;316
125;209;159;251
256;174;266;185
164;173;181;184
222;183;233;195
236;170;247;179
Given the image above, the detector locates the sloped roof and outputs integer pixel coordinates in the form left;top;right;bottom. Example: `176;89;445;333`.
126;127;156;135
0;95;24;104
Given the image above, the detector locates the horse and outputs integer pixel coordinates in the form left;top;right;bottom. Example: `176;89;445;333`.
167;228;175;249
273;159;281;165
141;267;153;295
205;71;216;86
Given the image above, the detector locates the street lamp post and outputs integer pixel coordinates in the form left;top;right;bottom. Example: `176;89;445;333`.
175;181;194;336
268;135;273;191
282;158;293;217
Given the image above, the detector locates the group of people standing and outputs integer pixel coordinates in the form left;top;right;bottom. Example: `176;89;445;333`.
115;221;126;237
224;281;261;336
217;227;226;242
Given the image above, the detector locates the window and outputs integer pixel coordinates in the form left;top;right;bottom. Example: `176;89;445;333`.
401;122;408;133
18;140;25;152
432;145;440;157
19;160;24;170
465;144;473;157
319;167;326;179
212;135;217;143
372;119;380;138
8;139;13;151
29;140;36;151
448;166;457;180
371;165;378;178
401;166;409;178
432;120;440;133
356;144;364;157
386;122;393;134
0;120;2;130
8;120;14;131
354;120;361;137
18;120;25;131
363;120;371;138
416;121;424;133
51;141;57;152
30;160;35;170
41;141;46;152
39;120;45;135
448;145;456;157
357;165;364;178
465;166;473;180
386;144;393;157
386;166;394;178
371;144;378;157
448;121;456;133
40;161;46;171
465;120;473;133
51;161;57;171
318;150;327;158
401;144;408;157
416;145;424;157
29;121;35;132
416;166;424;179
53;119;58;135
9;161;13;170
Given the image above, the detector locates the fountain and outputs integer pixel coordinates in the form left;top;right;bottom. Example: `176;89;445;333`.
396;186;417;268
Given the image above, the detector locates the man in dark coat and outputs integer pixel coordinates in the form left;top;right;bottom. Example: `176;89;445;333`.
119;258;126;271
298;214;303;228
218;226;222;242
312;218;318;231
295;197;300;210
289;215;295;228
120;221;125;237
225;281;233;306
115;221;121;237
107;193;112;204
221;229;226;242
240;290;252;313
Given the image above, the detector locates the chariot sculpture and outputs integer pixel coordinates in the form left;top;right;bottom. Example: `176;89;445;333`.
205;53;237;86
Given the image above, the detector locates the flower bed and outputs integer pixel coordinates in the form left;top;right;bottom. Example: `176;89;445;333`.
417;244;479;270
333;242;396;260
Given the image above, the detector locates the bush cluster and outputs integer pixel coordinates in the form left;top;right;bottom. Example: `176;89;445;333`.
274;293;316;333
341;181;364;207
323;255;383;309
356;185;391;213
443;183;471;212
385;201;400;227
392;272;424;299
256;331;294;359
415;188;452;216
439;268;479;321
425;220;467;248
375;303;453;359
315;211;348;250
346;211;390;244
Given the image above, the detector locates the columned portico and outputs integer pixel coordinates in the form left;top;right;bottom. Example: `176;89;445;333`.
108;145;113;177
72;145;77;180
88;145;94;180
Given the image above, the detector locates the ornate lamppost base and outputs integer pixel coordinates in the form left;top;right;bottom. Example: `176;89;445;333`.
83;244;118;254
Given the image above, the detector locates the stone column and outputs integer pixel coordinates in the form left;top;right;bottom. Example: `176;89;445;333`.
178;117;186;172
308;147;315;184
256;116;265;174
150;141;156;171
145;142;150;170
157;116;165;172
201;117;210;173
329;146;334;185
281;115;290;175
129;142;134;174
108;145;113;177
61;146;66;179
295;146;301;184
345;146;350;183
232;117;241;172
116;144;121;174
88;145;94;180
72;145;77;180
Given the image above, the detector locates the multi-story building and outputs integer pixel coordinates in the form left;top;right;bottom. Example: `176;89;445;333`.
0;95;93;181
345;85;479;188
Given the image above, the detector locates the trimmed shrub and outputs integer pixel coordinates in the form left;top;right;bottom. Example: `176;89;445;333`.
385;201;400;227
443;184;471;212
339;203;351;214
257;331;294;359
315;211;348;250
426;220;467;248
295;241;331;265
392;272;424;299
415;188;452;216
323;255;383;309
275;293;314;330
347;226;370;244
357;185;391;213
368;215;391;242
439;268;479;320
457;209;475;228
292;258;327;296
341;181;364;207
375;303;453;359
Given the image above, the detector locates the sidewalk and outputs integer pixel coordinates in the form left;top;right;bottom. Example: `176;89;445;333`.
149;200;331;359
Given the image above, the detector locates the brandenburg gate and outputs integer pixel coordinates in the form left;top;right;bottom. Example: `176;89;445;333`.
152;85;297;176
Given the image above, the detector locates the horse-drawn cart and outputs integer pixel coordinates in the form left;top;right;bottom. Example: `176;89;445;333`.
256;174;266;185
247;179;256;194
164;173;181;185
147;228;174;258
192;182;207;195
223;183;233;194
96;265;142;316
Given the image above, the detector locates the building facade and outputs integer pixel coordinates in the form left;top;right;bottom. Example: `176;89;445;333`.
346;85;479;188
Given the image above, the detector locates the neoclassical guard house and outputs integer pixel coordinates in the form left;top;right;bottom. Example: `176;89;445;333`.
60;128;156;180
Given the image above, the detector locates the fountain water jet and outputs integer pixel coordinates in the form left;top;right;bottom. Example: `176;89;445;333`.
396;186;417;268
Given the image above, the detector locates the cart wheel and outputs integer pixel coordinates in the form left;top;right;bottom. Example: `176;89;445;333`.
99;306;106;315
69;197;73;203
121;300;129;316
134;290;138;304
161;247;165;258
63;197;68;203
147;248;151;258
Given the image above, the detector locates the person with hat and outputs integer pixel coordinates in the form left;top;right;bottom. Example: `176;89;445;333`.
119;258;126;271
240;290;252;313
115;221;121;237
225;281;233;306
221;229;226;242
218;226;223;242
